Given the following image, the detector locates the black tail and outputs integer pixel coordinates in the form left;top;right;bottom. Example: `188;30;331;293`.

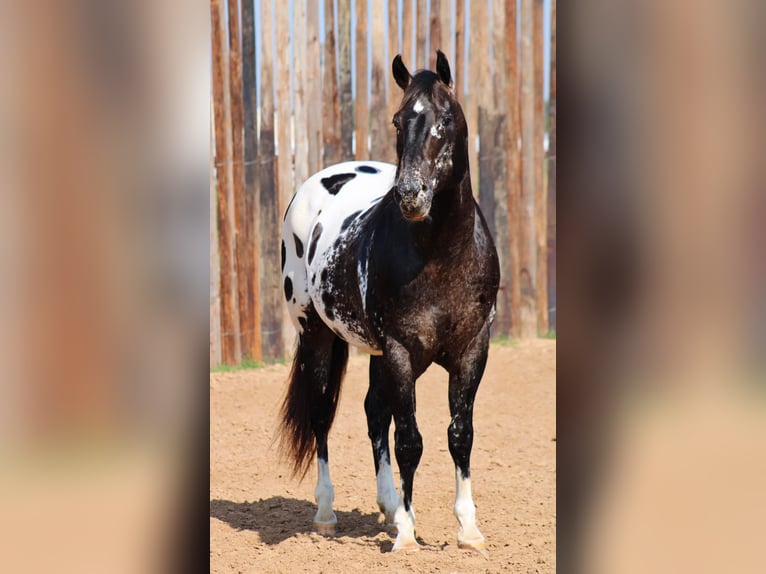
278;332;349;480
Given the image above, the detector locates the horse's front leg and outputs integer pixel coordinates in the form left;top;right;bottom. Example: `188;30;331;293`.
365;356;398;528
382;339;423;551
448;325;490;552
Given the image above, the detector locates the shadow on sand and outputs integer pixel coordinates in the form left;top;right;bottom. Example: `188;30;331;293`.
210;496;387;546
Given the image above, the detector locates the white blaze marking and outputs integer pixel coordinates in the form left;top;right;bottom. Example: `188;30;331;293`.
375;449;398;523
453;467;484;545
314;458;337;526
413;99;424;113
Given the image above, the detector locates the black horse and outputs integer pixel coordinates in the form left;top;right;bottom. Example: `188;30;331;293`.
279;50;499;552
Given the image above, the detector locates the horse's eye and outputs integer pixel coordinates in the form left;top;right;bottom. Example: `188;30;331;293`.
441;116;453;127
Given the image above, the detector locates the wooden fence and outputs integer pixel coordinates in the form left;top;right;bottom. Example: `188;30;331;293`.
211;0;556;366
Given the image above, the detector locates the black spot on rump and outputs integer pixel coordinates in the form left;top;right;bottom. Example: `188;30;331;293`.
284;276;293;301
355;165;380;174
340;210;362;232
293;233;304;258
321;173;356;195
321;269;328;282
308;223;323;264
281;240;286;270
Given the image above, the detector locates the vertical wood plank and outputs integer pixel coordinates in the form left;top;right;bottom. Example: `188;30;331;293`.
454;0;465;99
228;0;253;359
416;0;427;68
519;0;537;337
429;0;441;67
323;0;342;165
275;0;293;352
468;0;489;195
402;0;414;66
439;0;452;65
306;0;323;174
338;0;353;159
533;0;548;334
386;0;400;131
242;0;262;360
211;0;241;364
369;0;391;161
354;0;369;159
505;0;522;338
259;0;285;359
294;0;309;186
488;0;511;336
547;0;556;332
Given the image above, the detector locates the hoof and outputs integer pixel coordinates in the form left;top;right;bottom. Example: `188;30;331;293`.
313;521;336;536
391;537;421;552
458;537;488;558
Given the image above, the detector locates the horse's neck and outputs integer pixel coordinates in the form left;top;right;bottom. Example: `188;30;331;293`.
412;171;475;254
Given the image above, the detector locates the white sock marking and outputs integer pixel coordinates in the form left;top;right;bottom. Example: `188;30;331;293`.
392;480;419;550
454;467;484;546
375;452;398;523
314;458;337;526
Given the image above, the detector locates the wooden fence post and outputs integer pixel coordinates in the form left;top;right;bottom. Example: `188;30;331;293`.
519;0;539;337
338;0;354;159
323;0;342;165
387;0;400;128
439;0;452;65
454;0;465;99
294;0;309;187
354;0;369;159
275;0;294;353
488;0;511;337
416;0;427;68
429;0;441;67
468;0;489;196
306;0;323;174
258;0;284;360
211;0;241;364
505;0;522;338
402;0;414;66
369;0;391;161
242;0;262;361
227;0;253;359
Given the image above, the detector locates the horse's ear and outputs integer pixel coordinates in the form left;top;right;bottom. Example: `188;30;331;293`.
435;50;452;87
392;54;411;90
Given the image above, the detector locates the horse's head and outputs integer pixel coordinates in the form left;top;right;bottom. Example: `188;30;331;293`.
391;50;467;222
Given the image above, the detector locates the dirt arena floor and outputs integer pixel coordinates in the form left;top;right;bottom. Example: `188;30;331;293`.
211;339;555;573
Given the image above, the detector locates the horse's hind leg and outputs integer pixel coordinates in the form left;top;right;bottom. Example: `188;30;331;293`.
365;357;397;528
281;310;349;535
448;325;490;551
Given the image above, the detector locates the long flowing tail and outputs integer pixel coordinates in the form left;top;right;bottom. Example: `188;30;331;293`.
278;333;349;479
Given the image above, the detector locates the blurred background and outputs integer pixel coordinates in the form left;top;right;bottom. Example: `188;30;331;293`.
1;0;764;572
210;0;556;368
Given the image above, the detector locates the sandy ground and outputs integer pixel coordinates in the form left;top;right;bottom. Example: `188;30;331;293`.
211;339;555;573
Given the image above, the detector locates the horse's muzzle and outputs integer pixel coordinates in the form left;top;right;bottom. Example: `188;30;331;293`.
395;181;433;222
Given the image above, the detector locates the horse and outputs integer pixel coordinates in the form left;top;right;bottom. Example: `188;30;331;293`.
279;50;500;552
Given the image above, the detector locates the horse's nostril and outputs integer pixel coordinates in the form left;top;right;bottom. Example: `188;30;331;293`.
421;184;427;191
